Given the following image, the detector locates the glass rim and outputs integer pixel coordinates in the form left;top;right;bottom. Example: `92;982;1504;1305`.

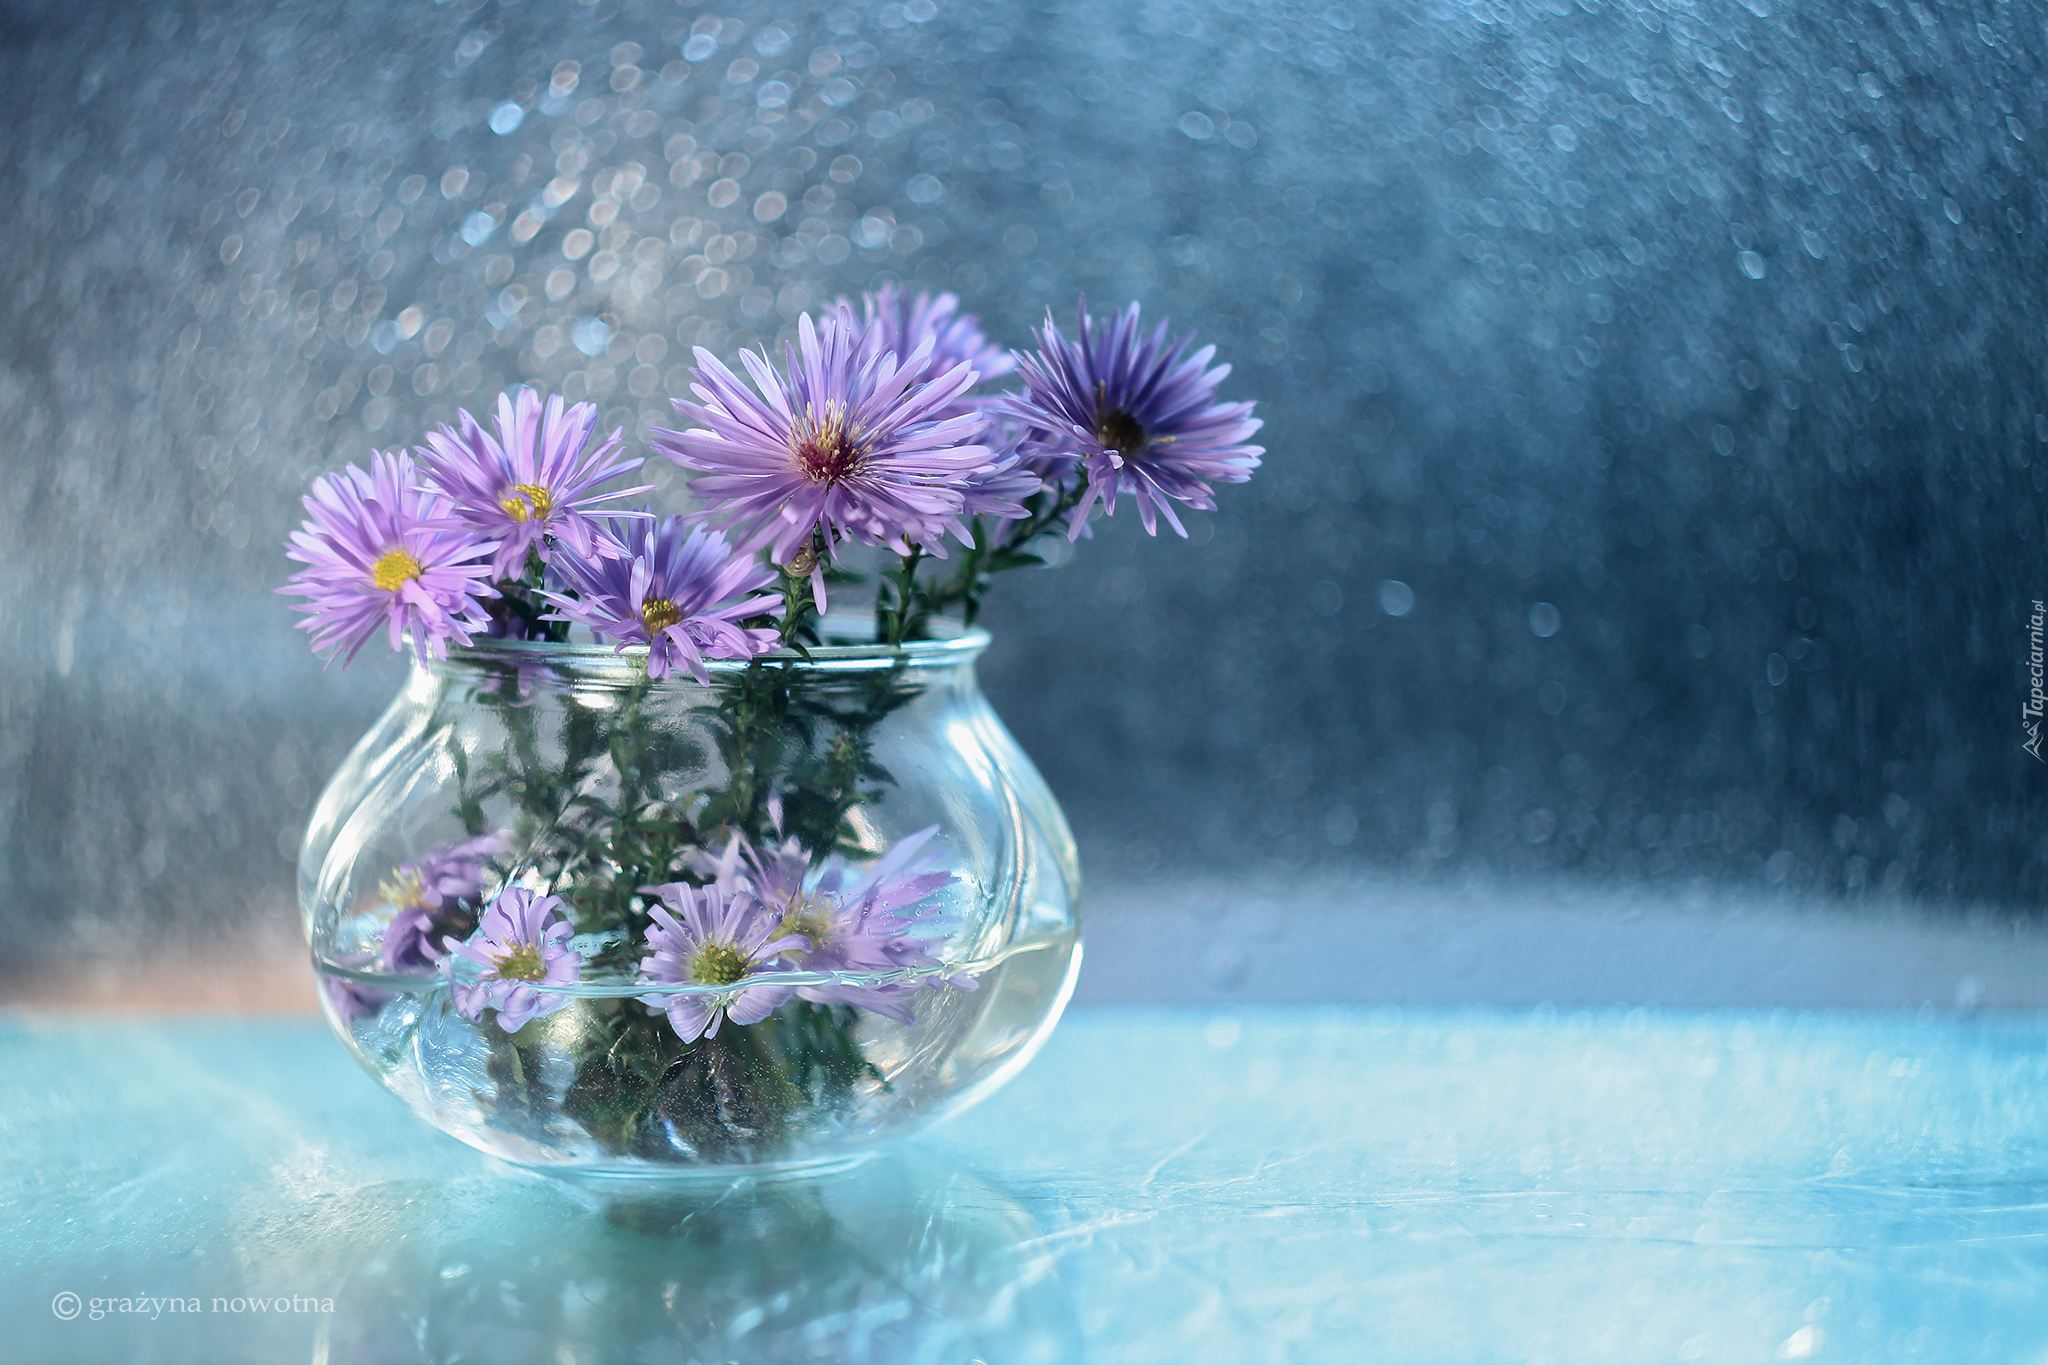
430;613;991;675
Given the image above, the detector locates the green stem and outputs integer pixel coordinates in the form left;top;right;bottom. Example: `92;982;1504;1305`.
886;547;924;648
1006;483;1087;553
921;484;1088;626
924;519;990;622
776;572;817;658
776;532;827;655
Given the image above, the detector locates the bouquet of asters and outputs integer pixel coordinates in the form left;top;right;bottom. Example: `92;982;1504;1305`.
285;290;1260;1166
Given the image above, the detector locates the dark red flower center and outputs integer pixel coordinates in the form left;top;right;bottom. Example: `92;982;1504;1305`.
791;404;869;484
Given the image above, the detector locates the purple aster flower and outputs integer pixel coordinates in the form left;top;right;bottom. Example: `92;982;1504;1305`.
418;387;653;579
442;887;583;1033
695;821;964;1023
321;953;390;1025
846;283;1016;413
651;307;995;607
956;425;1044;524
378;833;508;973
636;882;806;1042
1006;299;1263;538
281;450;499;664
540;517;783;683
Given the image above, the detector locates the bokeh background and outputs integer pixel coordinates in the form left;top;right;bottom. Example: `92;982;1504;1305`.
3;0;2045;1000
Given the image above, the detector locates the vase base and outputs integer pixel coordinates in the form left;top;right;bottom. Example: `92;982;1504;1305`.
492;1147;883;1192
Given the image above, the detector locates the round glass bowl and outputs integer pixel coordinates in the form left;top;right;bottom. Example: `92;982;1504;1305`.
299;623;1081;1176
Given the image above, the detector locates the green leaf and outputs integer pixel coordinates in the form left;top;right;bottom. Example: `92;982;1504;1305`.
985;550;1048;572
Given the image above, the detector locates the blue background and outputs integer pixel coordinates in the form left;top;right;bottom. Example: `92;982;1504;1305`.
2;0;2044;973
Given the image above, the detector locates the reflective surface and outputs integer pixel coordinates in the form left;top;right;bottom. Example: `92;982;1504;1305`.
10;1006;2048;1363
319;1159;1080;1364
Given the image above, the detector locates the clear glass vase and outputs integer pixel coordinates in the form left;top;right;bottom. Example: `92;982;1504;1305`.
298;619;1082;1176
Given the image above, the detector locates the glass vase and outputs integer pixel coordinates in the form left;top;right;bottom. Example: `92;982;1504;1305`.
298;620;1081;1176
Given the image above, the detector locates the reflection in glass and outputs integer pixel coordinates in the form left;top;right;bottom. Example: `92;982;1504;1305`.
312;1153;1081;1365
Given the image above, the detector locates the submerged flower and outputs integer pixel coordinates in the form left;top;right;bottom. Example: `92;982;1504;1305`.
696;822;963;1023
847;283;1016;414
321;953;390;1025
637;883;806;1042
418;387;652;578
1007;300;1263;538
652;307;996;603
443;887;582;1033
541;517;783;682
281;450;498;664
379;833;507;973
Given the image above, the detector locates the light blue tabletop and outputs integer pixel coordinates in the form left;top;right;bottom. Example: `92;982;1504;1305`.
7;1007;2048;1363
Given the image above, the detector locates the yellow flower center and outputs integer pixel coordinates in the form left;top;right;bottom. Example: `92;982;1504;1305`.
493;943;548;983
499;483;555;523
691;942;749;986
773;895;831;952
372;548;424;592
640;596;682;634
378;867;428;912
789;401;871;484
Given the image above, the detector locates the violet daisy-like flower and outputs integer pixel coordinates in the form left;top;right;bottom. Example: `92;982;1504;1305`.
418;387;652;579
541;517;783;683
281;450;498;664
636;883;806;1042
378;833;507;973
1007;300;1263;538
442;887;583;1033
847;283;1016;414
652;308;995;606
695;822;963;1023
956;428;1044;524
321;953;391;1025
